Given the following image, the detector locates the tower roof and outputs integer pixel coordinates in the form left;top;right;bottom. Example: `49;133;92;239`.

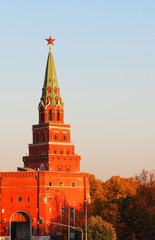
39;41;64;109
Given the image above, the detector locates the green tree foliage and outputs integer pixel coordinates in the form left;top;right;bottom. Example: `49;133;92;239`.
87;216;116;240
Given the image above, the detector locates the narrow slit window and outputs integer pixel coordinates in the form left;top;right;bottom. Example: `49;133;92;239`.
57;110;60;121
49;110;52;120
43;132;46;142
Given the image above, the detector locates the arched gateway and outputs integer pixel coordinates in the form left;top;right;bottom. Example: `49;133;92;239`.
10;211;31;240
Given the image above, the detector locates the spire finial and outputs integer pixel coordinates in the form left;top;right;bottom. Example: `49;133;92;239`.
45;35;56;51
49;45;52;52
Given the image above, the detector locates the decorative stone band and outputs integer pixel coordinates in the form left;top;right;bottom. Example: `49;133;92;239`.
29;142;75;146
33;126;71;130
0;171;89;178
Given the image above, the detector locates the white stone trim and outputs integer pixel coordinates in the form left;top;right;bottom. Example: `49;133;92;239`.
29;142;74;146
33;126;71;130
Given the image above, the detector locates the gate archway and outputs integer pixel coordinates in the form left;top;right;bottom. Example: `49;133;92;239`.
10;211;31;240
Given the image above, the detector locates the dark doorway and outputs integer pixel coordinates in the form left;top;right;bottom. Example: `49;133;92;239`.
11;212;31;240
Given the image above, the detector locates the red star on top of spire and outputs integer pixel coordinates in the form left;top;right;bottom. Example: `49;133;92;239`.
45;36;56;46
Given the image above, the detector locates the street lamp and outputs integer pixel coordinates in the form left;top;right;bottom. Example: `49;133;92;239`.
68;200;70;240
72;201;75;240
84;200;87;240
60;197;62;240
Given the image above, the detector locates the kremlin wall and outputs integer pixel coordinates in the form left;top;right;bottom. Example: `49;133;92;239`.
0;37;90;240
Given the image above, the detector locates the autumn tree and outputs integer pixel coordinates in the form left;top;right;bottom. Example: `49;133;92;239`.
87;216;116;240
89;174;107;216
103;176;138;201
101;175;139;232
116;169;155;239
89;170;155;240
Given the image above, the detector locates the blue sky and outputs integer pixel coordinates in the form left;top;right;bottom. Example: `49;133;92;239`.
0;1;154;180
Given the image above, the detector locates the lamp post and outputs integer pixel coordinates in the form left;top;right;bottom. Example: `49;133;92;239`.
73;201;75;240
60;198;62;240
68;200;70;240
84;200;87;240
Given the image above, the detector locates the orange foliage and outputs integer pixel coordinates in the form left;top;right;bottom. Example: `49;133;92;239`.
89;170;155;240
103;176;139;201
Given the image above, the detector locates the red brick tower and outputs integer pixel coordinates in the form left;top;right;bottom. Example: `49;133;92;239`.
0;37;90;240
23;43;80;173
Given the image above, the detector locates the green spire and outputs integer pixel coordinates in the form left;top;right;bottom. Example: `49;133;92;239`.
39;46;64;109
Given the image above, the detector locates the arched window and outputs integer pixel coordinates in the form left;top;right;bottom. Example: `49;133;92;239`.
59;182;63;187
58;168;62;172
57;110;60;121
54;150;56;154
67;168;70;172
54;135;57;140
40;163;45;171
72;182;76;188
67;151;69;155
49;110;52;120
63;135;66;140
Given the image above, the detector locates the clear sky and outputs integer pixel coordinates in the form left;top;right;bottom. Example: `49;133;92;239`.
0;1;154;180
